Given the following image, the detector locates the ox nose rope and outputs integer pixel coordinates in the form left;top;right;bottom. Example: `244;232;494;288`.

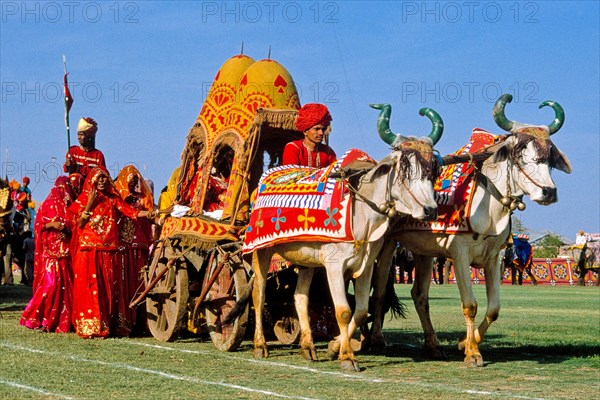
514;157;546;189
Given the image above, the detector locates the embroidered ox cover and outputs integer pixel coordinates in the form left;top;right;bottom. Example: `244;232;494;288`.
242;149;377;253
399;128;497;233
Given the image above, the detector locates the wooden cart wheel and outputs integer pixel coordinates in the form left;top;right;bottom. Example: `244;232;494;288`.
273;313;301;344
204;252;249;352
145;245;189;342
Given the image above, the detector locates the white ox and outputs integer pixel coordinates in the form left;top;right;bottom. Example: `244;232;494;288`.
367;94;571;367
248;105;443;371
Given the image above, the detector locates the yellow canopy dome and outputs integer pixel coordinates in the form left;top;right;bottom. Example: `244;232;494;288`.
198;56;300;145
236;58;300;114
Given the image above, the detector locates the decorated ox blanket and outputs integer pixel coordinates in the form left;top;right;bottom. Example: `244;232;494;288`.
242;149;377;254
399;128;497;234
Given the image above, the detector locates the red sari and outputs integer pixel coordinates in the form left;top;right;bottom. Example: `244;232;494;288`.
20;176;75;333
69;168;138;338
114;165;154;332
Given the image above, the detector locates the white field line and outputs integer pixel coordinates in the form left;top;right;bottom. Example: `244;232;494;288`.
0;342;318;400
0;379;76;399
124;340;381;381
122;340;547;400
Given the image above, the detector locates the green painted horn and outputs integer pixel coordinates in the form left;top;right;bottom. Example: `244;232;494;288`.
369;103;397;145
493;94;515;132
419;107;444;145
539;100;565;135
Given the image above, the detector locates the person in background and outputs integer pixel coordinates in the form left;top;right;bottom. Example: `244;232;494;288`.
4;180;25;285
21;176;32;201
282;103;336;168
433;257;446;285
512;234;538;286
114;165;155;335
69;167;153;338
394;244;414;284
0;225;13;286
21;231;34;286
64;117;106;178
68;173;85;201
575;230;588;247
10;180;28;216
20;176;77;332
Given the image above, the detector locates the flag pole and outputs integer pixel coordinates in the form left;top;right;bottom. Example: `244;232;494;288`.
63;55;72;151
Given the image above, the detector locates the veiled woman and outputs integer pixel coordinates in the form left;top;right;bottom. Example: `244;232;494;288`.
20;176;78;332
114;165;155;333
69;167;151;338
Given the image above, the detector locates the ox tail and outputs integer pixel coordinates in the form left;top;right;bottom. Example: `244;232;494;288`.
222;275;254;325
384;267;407;319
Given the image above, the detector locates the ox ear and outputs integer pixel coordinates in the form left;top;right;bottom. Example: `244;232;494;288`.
550;146;572;174
492;141;512;163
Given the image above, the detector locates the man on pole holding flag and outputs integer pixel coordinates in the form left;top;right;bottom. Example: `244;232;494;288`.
62;57;106;178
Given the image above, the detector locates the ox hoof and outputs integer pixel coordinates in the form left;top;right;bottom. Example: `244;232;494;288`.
300;347;318;361
464;355;484;368
340;359;360;372
370;340;387;355
426;346;447;360
253;347;269;359
424;343;447;360
327;340;340;361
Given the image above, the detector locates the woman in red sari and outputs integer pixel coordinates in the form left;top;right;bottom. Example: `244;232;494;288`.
20;176;77;332
114;165;154;334
69;167;151;338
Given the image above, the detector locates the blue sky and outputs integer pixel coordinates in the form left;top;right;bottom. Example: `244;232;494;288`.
1;1;598;240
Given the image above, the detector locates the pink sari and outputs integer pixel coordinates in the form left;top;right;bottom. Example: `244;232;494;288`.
20;176;75;333
115;165;154;332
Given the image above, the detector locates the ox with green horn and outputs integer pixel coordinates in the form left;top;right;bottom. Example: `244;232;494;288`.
369;103;444;146
493;93;565;135
491;93;571;175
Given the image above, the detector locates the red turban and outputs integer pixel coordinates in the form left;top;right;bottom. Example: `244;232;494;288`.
295;103;332;132
22;176;30;184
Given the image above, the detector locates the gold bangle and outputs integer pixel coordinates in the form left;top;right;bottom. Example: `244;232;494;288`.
82;211;91;220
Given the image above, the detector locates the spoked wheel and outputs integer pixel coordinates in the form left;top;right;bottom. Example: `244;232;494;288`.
145;244;189;342
273;311;301;345
203;249;249;351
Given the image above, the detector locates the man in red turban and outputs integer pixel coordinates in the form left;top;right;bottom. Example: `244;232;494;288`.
21;176;32;200
64;117;106;178
282;103;336;168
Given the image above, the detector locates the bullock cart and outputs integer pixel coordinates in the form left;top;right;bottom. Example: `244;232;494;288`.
130;54;336;350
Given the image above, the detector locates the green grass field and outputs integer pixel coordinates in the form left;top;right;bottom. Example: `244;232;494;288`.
1;283;598;400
